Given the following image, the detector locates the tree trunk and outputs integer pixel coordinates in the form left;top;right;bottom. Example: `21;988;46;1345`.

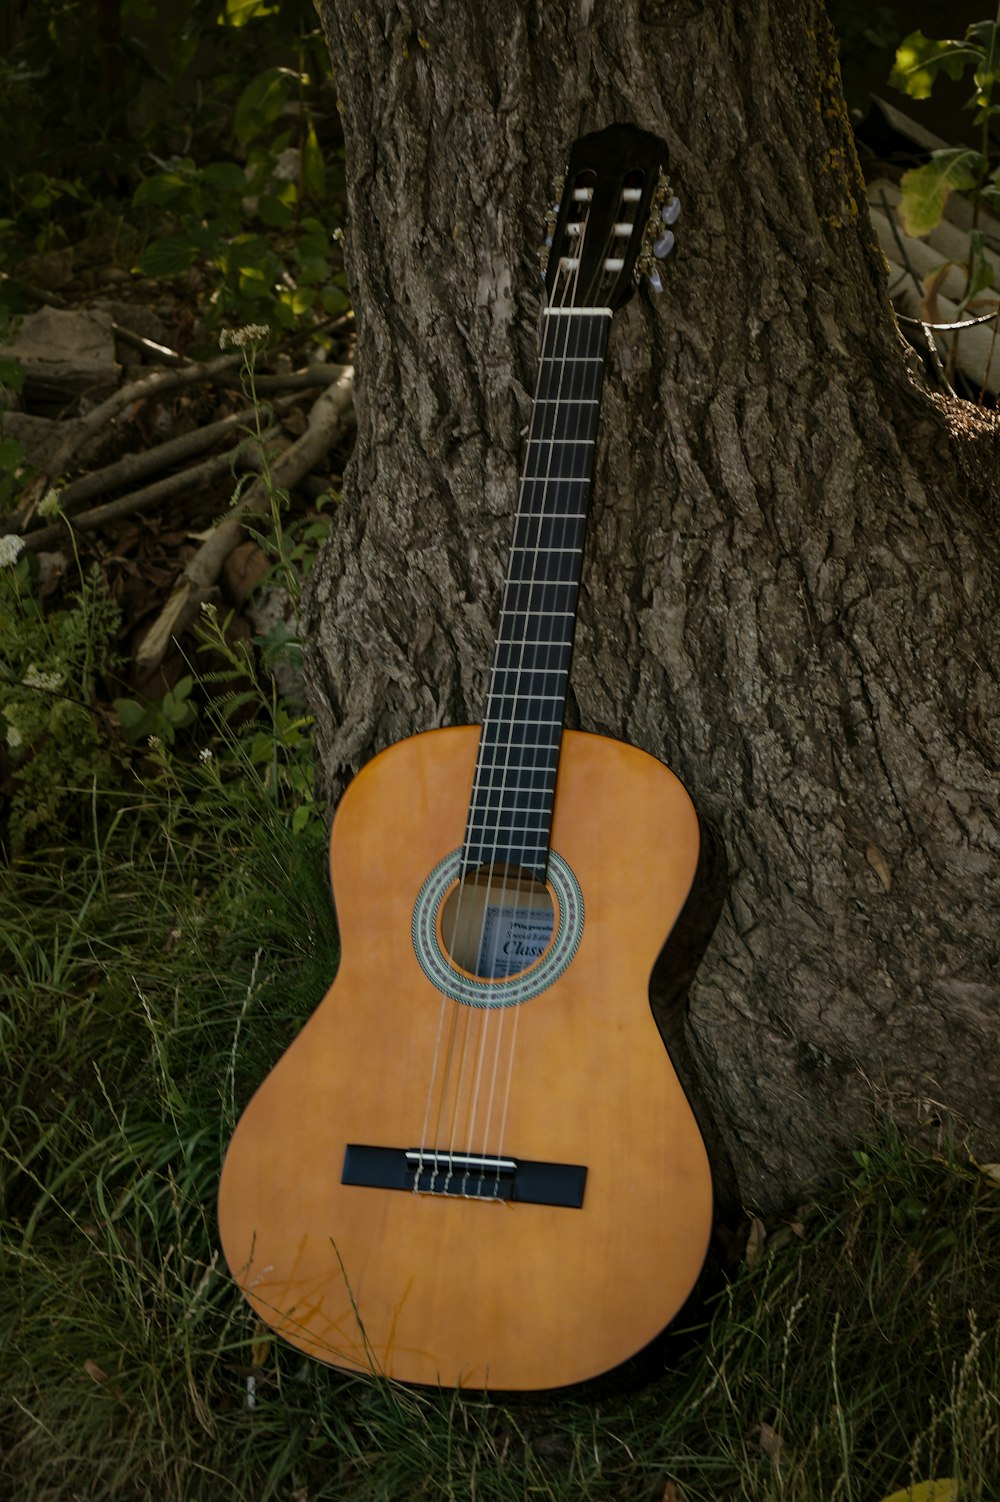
303;0;1000;1210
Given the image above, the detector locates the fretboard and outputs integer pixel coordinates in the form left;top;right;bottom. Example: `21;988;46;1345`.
462;308;611;884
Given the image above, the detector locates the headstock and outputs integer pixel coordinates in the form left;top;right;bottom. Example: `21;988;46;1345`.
541;123;679;309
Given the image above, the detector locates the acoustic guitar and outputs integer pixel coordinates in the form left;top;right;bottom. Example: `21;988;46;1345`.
218;122;712;1391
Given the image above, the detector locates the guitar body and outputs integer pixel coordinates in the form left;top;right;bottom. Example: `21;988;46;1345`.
218;725;711;1391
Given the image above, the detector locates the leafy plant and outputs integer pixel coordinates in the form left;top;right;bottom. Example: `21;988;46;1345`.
0;541;123;850
130;25;345;336
114;675;198;746
890;21;1000;238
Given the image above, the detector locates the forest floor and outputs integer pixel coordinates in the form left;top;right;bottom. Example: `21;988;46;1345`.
1;241;355;740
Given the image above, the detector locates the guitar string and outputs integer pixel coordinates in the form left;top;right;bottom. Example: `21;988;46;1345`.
489;184;632;1188
432;217;585;1196
411;213;583;1198
462;214;593;1195
460;275;578;1193
418;170;626;1198
445;252;584;1195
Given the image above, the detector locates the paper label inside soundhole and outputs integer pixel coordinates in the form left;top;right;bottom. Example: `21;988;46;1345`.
478;904;555;979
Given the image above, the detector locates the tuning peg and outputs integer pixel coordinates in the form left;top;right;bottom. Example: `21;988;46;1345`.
652;228;675;259
661;195;681;226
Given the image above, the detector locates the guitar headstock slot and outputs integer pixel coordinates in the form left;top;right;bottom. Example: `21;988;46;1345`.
542;125;672;309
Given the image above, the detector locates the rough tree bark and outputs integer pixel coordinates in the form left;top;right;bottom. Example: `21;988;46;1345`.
303;0;1000;1210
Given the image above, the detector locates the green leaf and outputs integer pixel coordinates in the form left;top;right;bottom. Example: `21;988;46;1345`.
134;168;197;209
234;67;300;146
238;265;271;300
134;235;201;278
295;254;330;286
223;0;279;25
0;358;25;393
320;283;350;316
968;20;1000;90
278;286;315;318
966;230;996;297
889;30;981;99
114;697;153;742
0;435;24;468
257;193;294;229
302;120;326;202
898;149;984;236
202;161;249;196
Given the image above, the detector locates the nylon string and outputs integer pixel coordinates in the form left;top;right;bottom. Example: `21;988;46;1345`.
414;178;621;1197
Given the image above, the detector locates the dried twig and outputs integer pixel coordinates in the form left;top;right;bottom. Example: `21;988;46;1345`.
19;431;280;552
14;351;248;525
25;366;345;521
135;364;354;674
111;322;192;368
896;309;1000;331
52;404;266;514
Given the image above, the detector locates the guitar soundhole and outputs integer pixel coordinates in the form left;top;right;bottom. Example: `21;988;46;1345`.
439;864;555;982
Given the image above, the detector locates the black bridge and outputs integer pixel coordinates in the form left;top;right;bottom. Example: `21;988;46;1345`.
342;1144;586;1208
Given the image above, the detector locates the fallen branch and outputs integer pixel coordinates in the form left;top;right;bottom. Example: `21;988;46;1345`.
12;356;347;530
14;350;247;526
19;430;279;552
51;404;266;515
135;363;354;675
111;322;193;368
18;366;347;525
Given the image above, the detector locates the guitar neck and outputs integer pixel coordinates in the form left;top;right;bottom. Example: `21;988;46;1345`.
462;308;611;884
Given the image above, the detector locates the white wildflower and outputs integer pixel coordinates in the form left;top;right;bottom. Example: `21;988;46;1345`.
198;747;213;763
24;664;63;692
147;735;163;752
0;534;25;567
37;489;62;519
218;323;270;350
6;721;23;750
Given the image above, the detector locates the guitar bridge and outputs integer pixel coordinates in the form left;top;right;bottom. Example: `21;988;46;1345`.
342;1144;586;1208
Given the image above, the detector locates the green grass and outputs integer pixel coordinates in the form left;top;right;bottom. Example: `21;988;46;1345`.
2;765;999;1501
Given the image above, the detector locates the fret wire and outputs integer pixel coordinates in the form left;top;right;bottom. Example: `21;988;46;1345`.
509;546;585;555
484;691;566;702
466;842;549;853
468;775;555;787
474;744;561;757
479;720;564;729
490;666;568;675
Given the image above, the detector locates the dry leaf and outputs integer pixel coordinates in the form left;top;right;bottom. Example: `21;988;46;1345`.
745;1215;766;1266
876;1481;959;1502
251;1321;272;1368
976;1162;1000;1189
661;1483;685;1502
756;1421;785;1461
222;539;270;608
83;1359;109;1384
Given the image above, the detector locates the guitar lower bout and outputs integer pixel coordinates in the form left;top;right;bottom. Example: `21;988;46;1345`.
218;726;712;1390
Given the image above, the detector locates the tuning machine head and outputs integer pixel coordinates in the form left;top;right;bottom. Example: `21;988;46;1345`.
639;188;680;291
